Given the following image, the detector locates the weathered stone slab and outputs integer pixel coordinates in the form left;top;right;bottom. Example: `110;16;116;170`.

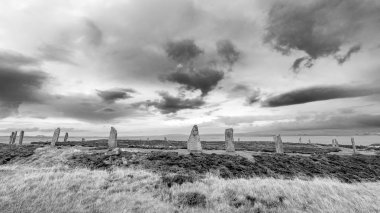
187;125;202;152
63;132;69;142
108;127;118;148
308;139;311;144
225;128;235;152
334;139;339;147
18;130;24;145
9;132;14;144
274;135;284;154
12;131;17;144
351;137;357;154
332;139;335;147
51;128;60;146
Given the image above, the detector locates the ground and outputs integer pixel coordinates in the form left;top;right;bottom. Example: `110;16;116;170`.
0;141;379;212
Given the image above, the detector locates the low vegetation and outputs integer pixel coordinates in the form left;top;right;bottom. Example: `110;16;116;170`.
0;147;379;213
68;150;380;183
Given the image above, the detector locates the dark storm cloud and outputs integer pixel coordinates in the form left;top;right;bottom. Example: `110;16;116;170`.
165;39;203;65
38;44;76;65
96;88;136;103
0;50;40;67
146;92;205;114
0;65;48;117
165;68;224;96
264;0;380;72
216;40;241;70
263;85;380;107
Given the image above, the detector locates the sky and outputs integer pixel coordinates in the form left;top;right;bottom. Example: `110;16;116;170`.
0;0;380;136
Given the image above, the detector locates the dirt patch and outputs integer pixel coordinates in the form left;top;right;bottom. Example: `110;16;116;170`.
0;144;40;164
67;151;380;183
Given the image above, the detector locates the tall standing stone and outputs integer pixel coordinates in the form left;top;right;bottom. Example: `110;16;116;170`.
225;128;235;152
308;139;311;144
82;138;85;142
351;137;357;154
187;125;202;152
18;131;24;145
299;137;302;143
9;132;14;144
12;131;17;144
51;128;60;146
274;135;284;154
334;139;339;147
332;139;335;147
63;132;69;142
108;127;118;148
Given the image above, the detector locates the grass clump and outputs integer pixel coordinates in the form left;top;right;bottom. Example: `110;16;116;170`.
177;191;207;208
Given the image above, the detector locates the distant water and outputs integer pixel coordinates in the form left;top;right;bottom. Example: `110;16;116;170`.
1;135;378;146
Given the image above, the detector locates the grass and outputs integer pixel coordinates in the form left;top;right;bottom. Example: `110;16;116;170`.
68;150;380;182
0;147;379;212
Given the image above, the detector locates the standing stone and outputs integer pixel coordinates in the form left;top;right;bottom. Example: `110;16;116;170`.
187;125;202;152
299;137;302;143
108;127;118;148
308;139;311;144
238;138;240;142
225;128;235;152
51;128;60;146
12;131;17;144
274;135;284;154
63;132;69;142
9;132;14;144
351;137;357;154
18;131;24;145
334;139;339;147
82;138;85;142
332;139;335;147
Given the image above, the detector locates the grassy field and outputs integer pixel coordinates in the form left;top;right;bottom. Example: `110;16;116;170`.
0;145;380;212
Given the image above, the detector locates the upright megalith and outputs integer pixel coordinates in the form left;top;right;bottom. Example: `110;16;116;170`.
108;127;118;148
225;128;235;152
63;132;69;142
187;125;202;152
351;137;357;154
274;135;284;154
334;139;339;147
9;132;14;144
12;131;17;144
18;131;24;145
308;139;312;144
332;139;335;147
51;128;60;146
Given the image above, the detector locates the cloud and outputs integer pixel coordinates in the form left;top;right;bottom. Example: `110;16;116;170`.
165;39;203;65
145;91;205;114
0;50;40;67
0;65;48;118
96;88;136;103
229;84;261;104
84;20;103;46
264;0;380;72
262;85;380;107
38;44;76;65
42;94;143;122
335;45;361;65
216;39;241;71
165;68;224;96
